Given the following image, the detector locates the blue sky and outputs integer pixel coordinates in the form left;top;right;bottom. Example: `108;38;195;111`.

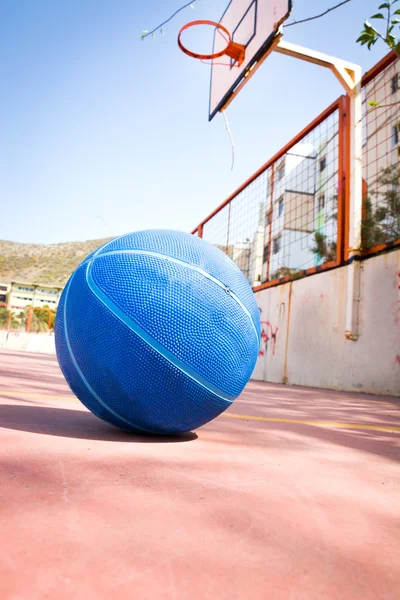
0;0;389;244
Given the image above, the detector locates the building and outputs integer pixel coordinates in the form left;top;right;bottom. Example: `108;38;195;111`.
8;282;63;310
0;283;10;305
248;131;338;283
265;142;317;280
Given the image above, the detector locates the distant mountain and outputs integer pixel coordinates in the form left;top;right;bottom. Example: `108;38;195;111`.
0;238;111;287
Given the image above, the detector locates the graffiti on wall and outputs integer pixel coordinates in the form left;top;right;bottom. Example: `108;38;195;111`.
259;321;278;356
257;306;283;357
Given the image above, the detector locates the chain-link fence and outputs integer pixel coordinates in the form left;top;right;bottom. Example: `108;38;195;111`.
193;52;399;288
362;53;400;251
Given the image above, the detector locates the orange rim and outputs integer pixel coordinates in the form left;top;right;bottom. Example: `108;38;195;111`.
178;20;232;61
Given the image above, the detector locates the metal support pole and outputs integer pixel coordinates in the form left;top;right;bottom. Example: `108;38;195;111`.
274;40;363;340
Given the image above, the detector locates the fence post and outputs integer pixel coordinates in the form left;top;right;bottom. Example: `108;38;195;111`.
26;307;33;333
337;95;349;264
265;164;275;281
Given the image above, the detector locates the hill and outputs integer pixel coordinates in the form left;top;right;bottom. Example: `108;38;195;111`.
0;238;111;287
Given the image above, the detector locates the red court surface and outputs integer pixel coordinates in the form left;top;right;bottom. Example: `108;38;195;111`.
1;348;399;600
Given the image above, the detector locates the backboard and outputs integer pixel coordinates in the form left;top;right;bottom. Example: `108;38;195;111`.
209;0;292;120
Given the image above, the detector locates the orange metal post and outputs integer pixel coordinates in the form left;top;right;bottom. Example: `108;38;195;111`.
343;93;351;262
265;165;275;281
337;94;349;265
26;307;33;334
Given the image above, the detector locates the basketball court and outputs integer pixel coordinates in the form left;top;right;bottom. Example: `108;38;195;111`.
2;1;399;598
1;348;399;599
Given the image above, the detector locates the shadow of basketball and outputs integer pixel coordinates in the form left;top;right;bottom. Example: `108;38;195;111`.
0;403;198;443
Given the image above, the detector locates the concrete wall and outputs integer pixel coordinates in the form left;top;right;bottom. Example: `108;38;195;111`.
253;249;400;396
0;331;56;354
1;249;399;395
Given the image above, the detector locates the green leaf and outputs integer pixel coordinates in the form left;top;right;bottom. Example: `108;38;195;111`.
386;33;396;46
371;13;385;18
390;18;400;23
356;34;369;44
369;101;380;106
395;8;400;13
378;2;389;8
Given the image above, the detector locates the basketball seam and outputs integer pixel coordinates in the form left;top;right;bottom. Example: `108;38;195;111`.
85;260;235;404
82;248;260;343
93;232;129;257
62;270;151;432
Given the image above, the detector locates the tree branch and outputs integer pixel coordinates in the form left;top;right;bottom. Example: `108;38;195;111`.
284;0;353;28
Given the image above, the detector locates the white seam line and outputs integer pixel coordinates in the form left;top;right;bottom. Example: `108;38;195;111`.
63;271;149;431
82;248;260;342
85;260;234;404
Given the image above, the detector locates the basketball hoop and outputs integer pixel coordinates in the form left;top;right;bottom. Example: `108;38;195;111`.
178;20;246;66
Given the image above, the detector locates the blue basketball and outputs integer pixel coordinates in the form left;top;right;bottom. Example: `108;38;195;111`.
55;230;260;434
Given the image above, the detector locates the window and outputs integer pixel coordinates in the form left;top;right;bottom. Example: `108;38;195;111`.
0;285;7;291
278;197;284;217
265;212;271;226
318;194;325;211
277;161;285;181
392;125;399;147
273;236;281;254
263;244;269;263
320;156;327;172
391;74;399;94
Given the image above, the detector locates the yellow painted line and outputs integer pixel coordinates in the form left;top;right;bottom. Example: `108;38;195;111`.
223;413;400;432
2;392;399;433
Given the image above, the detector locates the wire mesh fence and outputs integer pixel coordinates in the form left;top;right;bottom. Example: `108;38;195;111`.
200;102;341;287
362;55;400;250
194;53;400;288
